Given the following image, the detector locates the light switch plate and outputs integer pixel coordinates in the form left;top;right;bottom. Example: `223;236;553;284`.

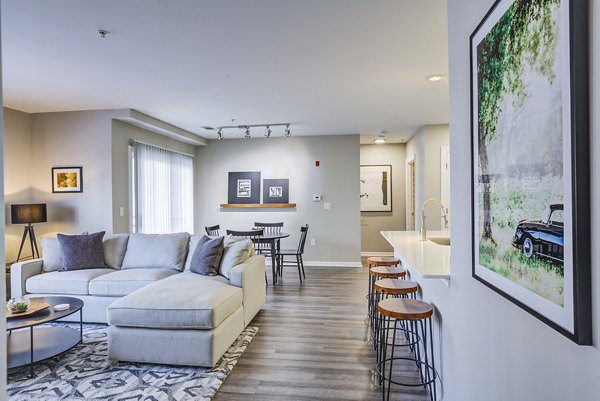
324;202;331;210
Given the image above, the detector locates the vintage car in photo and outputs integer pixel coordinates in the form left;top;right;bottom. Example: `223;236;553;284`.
511;204;564;266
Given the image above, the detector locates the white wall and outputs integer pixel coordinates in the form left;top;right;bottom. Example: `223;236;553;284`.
360;143;407;252
29;110;115;237
410;2;600;401
3;108;32;262
195;135;361;265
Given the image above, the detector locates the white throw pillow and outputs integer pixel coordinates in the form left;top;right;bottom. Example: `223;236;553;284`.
40;231;88;272
121;232;190;271
184;235;203;271
219;238;253;279
103;234;130;269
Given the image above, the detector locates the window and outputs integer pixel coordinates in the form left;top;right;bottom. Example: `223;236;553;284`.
131;141;194;234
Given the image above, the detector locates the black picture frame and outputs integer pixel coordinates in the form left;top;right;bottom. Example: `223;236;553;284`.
263;179;289;204
470;0;590;344
228;171;261;204
51;166;83;193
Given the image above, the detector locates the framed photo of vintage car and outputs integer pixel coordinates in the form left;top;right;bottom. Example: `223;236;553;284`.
470;0;590;344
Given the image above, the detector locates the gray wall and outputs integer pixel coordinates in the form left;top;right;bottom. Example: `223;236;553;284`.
360;143;406;252
416;2;600;400
405;124;449;230
111;120;197;233
0;21;7;392
195;135;361;265
3;108;32;262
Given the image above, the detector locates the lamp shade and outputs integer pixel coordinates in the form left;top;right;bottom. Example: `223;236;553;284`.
11;203;47;224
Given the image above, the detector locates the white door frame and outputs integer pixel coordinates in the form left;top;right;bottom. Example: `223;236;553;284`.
406;154;416;230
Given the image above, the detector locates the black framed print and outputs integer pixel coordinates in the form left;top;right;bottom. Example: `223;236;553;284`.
52;166;83;193
360;165;392;212
263;179;289;204
228;172;261;204
470;0;590;343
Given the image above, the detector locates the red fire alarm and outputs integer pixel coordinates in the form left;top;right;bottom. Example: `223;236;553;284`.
315;161;320;167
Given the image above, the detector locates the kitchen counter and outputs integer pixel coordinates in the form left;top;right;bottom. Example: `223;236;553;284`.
380;230;451;279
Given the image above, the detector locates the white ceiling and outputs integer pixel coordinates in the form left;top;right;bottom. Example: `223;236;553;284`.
1;0;449;142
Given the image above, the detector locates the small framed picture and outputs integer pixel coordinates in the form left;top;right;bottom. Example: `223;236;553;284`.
228;172;260;204
52;167;83;193
263;179;289;204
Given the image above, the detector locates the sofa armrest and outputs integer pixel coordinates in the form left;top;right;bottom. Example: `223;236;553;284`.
10;259;44;298
229;254;266;326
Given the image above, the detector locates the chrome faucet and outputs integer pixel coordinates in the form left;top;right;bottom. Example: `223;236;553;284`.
421;197;449;241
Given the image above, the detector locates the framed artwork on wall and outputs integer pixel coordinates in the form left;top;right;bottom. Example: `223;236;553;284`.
360;165;392;212
228;172;261;204
263;179;289;204
470;0;590;344
52;167;83;193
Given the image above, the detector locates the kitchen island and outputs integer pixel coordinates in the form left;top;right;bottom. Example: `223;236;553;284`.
380;230;451;279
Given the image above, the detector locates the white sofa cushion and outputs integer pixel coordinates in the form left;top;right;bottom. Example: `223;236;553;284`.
121;232;190;271
220;239;254;279
88;268;179;297
107;273;243;329
103;234;130;269
26;268;114;295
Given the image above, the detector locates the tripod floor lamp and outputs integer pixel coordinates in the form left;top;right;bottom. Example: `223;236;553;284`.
11;203;47;262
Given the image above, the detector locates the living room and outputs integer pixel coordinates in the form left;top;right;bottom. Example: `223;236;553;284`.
2;1;600;401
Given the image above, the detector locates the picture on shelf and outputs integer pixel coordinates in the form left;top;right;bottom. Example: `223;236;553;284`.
228;172;260;204
52;167;83;193
263;179;289;204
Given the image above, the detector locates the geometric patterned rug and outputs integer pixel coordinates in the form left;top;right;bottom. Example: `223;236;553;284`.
7;324;258;401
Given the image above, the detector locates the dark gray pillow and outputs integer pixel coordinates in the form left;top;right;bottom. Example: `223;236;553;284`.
57;231;107;271
190;235;224;276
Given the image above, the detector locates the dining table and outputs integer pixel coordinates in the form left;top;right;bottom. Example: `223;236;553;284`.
252;232;290;285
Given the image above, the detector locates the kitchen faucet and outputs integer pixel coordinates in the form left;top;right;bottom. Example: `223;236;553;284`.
421;197;449;241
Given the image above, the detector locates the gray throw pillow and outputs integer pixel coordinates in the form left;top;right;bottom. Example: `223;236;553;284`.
190;235;224;276
57;231;107;271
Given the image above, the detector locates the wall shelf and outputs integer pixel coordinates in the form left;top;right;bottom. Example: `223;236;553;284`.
220;203;296;208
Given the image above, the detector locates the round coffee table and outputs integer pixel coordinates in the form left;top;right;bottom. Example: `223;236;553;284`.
7;296;84;377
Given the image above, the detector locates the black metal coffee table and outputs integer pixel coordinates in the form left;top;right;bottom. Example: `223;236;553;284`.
7;296;84;377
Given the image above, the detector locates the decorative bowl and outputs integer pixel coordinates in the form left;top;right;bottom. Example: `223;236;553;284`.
7;297;31;313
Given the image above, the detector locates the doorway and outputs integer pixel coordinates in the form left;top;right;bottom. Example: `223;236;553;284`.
406;156;416;230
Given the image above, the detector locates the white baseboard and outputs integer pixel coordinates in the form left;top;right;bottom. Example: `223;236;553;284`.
265;260;362;268
360;252;394;257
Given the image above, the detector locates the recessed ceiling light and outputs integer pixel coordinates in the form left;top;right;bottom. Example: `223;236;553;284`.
427;74;447;82
374;131;387;144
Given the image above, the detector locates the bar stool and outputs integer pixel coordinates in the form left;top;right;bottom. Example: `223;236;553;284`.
377;298;437;401
366;257;401;325
367;264;406;345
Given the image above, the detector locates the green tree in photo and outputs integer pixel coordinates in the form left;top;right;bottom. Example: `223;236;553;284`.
477;0;559;242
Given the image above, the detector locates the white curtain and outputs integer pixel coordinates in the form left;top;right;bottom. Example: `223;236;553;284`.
133;142;194;234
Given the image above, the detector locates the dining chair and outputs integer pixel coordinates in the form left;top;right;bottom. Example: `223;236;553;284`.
205;224;221;236
276;224;309;283
253;222;283;254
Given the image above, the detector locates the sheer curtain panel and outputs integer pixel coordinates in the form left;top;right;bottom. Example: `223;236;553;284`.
132;142;193;234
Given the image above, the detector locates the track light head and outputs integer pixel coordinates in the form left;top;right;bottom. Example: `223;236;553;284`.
244;126;251;139
217;128;224;140
284;124;291;138
265;126;272;138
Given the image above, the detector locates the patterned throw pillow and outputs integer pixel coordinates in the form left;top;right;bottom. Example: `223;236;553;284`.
57;231;107;271
190;235;224;276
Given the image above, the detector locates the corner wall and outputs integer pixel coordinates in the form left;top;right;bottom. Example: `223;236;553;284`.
195;135;361;265
360;143;407;252
417;2;600;400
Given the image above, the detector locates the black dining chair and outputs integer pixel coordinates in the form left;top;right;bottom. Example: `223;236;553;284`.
253;222;283;254
226;229;266;283
205;224;221;236
277;224;309;283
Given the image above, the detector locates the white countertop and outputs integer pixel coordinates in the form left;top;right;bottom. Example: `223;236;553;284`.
380;230;451;279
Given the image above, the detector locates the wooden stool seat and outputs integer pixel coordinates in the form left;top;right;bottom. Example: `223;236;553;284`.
377;298;433;320
369;266;407;279
367;256;400;266
375;279;418;295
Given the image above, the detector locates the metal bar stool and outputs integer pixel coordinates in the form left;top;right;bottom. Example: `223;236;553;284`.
373;279;418;362
377;298;438;401
367;263;405;346
366;257;402;318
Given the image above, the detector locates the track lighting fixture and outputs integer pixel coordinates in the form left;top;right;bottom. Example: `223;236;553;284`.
211;122;292;139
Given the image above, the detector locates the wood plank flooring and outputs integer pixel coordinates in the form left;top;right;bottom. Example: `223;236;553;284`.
214;264;431;401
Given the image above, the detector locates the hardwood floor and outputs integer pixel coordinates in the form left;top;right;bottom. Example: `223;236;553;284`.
214;264;431;401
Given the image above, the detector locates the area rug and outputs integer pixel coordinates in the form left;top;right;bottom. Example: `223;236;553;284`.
8;324;258;401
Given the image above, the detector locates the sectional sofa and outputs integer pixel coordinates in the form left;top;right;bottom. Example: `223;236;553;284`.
10;232;266;367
